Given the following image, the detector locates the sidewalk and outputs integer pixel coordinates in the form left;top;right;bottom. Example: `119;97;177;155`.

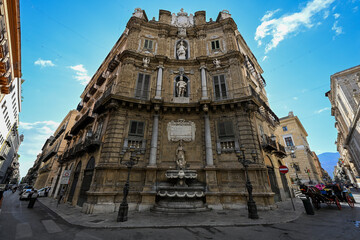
38;197;305;229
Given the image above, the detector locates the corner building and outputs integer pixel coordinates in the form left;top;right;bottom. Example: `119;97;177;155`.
59;9;288;214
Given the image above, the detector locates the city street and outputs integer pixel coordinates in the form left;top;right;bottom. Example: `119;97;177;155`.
0;190;360;240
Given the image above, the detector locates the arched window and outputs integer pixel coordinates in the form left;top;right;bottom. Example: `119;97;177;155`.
86;157;95;170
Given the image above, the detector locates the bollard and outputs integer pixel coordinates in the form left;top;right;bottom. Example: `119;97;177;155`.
300;197;314;215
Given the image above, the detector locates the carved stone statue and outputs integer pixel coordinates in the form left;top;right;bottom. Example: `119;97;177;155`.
176;140;186;169
143;57;150;67
177;40;187;60
176;75;187;97
213;58;221;68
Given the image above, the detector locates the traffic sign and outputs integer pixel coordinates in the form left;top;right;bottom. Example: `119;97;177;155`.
279;165;289;174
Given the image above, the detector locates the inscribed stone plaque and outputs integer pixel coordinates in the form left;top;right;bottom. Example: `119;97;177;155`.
167;119;195;142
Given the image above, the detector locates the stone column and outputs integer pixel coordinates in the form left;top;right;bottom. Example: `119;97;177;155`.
149;114;159;166
200;66;208;100
155;66;163;99
204;112;213;166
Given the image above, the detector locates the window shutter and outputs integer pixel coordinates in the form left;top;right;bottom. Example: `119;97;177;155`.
142;75;150;99
218;122;226;138
130;121;137;135
137;122;144;136
224;121;234;137
148;40;153;49
144;40;148;49
214;76;221;99
135;74;144;98
216;40;220;49
211;41;216;50
220;75;227;98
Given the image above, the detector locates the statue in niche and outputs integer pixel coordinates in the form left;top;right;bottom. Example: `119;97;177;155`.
213;58;221;68
176;74;187;97
177;40;187;60
176;140;186;169
142;57;150;67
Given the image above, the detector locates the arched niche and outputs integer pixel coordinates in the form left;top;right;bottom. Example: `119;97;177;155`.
174;75;190;98
174;39;190;60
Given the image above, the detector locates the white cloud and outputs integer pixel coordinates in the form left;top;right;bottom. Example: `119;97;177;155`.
315;107;330;114
323;10;329;19
353;6;359;12
69;64;91;85
332;21;343;36
261;9;281;22
293;97;298;100
333;13;340;19
19;121;60;131
18;120;60;179
262;56;268;61
255;0;335;53
34;58;55;68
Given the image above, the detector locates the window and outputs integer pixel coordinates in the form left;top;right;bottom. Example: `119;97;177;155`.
135;73;150;100
129;121;145;137
217;121;234;138
144;39;153;50
284;137;294;147
211;40;220;50
282;126;288;131
213;75;227;100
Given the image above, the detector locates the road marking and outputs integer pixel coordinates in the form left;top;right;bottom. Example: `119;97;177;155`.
41;219;62;233
15;222;32;239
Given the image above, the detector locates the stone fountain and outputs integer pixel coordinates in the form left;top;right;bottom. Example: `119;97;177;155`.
152;140;208;213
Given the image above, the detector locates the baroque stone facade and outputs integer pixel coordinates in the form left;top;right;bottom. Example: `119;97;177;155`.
54;9;292;213
326;65;360;187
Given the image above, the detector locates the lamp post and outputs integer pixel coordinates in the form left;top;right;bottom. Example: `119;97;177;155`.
117;146;140;222
289;146;301;185
236;145;259;219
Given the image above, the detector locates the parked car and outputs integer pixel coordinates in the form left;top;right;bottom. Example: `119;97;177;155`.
19;185;33;195
37;187;49;197
19;189;33;200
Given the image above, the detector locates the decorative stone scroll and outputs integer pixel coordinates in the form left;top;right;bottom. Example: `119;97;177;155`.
167;119;195;142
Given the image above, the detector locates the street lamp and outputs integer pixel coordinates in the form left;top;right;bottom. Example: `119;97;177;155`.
289;146;301;185
117;146;140;222
236;145;259;219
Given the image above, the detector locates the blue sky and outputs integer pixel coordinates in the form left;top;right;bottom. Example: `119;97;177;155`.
18;0;360;178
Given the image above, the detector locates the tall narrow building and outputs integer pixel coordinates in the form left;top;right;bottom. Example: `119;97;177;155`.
275;112;322;185
0;0;22;184
326;65;360;187
56;9;290;213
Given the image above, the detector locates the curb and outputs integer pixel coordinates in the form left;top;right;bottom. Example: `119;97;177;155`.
38;199;304;229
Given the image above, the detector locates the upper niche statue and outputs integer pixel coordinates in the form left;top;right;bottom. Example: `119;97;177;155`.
177;40;187;60
176;74;187;97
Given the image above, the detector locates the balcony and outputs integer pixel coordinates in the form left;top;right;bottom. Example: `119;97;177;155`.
261;135;277;152
273;143;287;158
107;55;120;72
70;110;95;135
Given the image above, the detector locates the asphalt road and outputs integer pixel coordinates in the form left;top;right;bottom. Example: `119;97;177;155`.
0;190;360;240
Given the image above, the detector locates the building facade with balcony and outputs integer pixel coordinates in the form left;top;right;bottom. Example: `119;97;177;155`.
57;8;291;214
275;112;322;185
326;65;360;187
0;0;22;184
34;110;77;191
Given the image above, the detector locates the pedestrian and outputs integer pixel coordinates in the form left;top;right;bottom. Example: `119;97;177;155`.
28;189;38;208
57;187;65;207
45;187;49;197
